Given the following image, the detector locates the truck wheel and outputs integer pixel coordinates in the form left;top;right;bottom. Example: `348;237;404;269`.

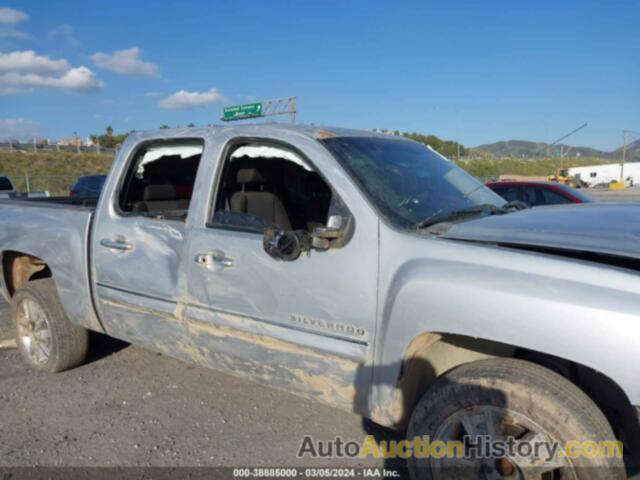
12;278;88;373
407;358;626;480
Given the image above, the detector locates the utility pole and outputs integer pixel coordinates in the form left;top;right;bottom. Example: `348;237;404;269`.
74;131;80;153
621;130;640;185
290;97;297;125
548;123;588;180
621;130;629;184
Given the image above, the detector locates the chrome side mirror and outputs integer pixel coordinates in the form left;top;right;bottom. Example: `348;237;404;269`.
263;216;346;260
263;228;304;261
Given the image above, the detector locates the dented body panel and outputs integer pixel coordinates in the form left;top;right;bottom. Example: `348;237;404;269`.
372;225;640;426
0;200;102;332
0;124;639;430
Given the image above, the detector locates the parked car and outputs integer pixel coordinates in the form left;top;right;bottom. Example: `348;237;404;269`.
0;176;49;199
69;174;107;197
0;125;637;477
487;180;594;206
0;176;15;196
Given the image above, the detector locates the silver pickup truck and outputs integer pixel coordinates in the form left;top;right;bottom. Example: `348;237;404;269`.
0;125;638;478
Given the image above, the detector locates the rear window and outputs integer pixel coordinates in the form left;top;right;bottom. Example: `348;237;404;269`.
539;188;571;205
555;184;594;203
81;176;106;189
0;177;13;191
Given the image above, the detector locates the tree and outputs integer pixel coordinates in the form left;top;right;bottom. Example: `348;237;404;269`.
187;123;195;128
159;124;170;129
402;132;466;158
90;127;129;149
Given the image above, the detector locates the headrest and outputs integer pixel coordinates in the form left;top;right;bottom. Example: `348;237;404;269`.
236;168;266;184
144;184;177;201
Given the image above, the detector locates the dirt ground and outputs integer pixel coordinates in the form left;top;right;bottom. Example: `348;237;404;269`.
0;300;405;474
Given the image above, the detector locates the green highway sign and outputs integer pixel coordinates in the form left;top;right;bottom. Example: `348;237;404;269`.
222;102;263;121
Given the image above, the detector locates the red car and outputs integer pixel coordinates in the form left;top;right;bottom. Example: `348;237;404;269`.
486;181;594;206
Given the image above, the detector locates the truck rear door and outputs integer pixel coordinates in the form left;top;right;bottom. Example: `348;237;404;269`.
91;137;204;356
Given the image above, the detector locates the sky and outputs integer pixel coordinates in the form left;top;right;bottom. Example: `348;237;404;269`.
0;0;638;150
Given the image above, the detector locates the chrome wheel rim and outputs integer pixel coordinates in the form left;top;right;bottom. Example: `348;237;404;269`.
16;298;52;365
423;406;577;480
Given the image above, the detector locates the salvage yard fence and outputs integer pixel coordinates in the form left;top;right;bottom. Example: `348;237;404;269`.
5;174;87;196
0;141;116;156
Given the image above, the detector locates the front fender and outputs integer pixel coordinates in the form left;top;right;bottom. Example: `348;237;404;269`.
371;227;640;424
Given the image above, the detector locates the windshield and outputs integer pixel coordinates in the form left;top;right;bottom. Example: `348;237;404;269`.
321;136;505;228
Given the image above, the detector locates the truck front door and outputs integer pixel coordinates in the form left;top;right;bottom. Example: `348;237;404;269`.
183;135;379;413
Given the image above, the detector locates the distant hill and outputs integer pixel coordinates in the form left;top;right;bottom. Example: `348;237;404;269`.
475;139;640;162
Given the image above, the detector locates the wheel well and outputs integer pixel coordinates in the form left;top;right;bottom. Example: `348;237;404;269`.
394;332;639;454
1;251;52;297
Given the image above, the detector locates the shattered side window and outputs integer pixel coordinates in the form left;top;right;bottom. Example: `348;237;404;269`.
210;141;335;233
119;140;203;219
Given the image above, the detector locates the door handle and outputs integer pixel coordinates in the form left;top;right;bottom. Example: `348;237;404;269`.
100;238;133;252
195;250;234;269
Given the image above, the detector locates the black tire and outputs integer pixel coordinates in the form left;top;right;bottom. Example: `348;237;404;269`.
12;278;88;373
407;358;626;480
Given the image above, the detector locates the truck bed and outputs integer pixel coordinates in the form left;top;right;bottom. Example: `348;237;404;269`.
0;196;99;208
0;200;102;332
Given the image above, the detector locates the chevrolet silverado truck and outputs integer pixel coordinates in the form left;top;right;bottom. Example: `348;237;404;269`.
0;125;638;479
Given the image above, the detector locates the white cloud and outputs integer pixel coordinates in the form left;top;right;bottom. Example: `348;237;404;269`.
0;8;30;48
0;50;69;73
0;66;103;93
0;118;40;141
0;50;103;94
49;24;79;47
0;29;32;40
0;7;28;24
91;47;159;77
159;88;223;109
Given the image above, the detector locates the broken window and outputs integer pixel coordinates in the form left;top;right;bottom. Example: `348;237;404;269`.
210;142;333;233
119;140;203;220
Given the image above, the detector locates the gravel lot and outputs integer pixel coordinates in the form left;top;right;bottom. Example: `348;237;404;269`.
0;300;403;474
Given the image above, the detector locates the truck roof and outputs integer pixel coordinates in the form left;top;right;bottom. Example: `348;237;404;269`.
126;123;409;144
